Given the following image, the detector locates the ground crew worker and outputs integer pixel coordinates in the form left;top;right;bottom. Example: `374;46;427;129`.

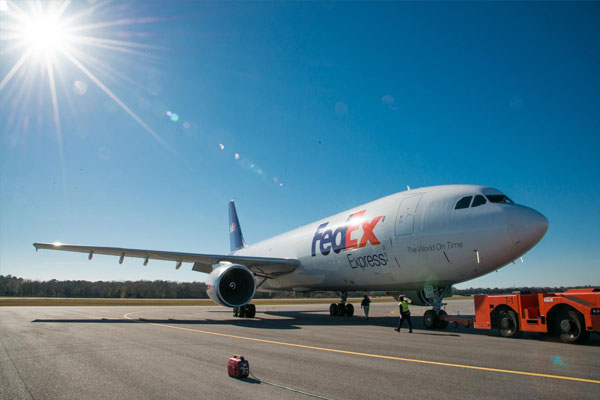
395;296;413;333
360;295;371;320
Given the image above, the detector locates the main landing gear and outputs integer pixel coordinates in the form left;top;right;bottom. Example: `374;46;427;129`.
422;286;450;330
329;292;354;317
233;304;256;318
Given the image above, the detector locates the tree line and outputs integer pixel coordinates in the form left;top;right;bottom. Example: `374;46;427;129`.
0;275;208;299
452;286;597;296
0;275;594;299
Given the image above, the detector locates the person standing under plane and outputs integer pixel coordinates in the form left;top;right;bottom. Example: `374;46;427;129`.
395;296;412;333
360;295;371;320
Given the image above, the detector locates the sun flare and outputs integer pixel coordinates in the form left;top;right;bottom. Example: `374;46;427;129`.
0;0;169;149
22;11;70;54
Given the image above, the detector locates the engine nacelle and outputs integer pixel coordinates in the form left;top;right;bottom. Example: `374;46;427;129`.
207;263;256;307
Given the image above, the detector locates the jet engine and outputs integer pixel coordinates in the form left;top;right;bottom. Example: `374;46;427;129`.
207;263;256;307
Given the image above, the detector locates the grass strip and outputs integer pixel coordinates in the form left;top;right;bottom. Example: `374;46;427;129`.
0;295;470;307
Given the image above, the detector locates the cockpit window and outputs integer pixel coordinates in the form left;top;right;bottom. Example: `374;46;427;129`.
455;196;472;209
486;194;514;204
471;195;487;207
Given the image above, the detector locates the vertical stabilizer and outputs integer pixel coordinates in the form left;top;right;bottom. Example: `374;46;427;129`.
228;200;247;253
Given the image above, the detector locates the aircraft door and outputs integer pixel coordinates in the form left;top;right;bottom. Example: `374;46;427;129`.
395;194;422;236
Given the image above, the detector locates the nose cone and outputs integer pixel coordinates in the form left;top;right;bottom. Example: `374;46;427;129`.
508;206;549;250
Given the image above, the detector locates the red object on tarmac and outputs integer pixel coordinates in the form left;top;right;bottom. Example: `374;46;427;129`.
228;355;250;378
473;288;600;344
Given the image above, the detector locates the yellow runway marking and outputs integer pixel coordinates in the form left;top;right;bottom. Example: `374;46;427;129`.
123;311;600;385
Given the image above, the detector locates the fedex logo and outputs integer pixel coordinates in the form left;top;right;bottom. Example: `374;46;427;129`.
311;210;382;256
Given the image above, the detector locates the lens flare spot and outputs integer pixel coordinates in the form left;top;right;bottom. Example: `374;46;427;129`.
165;110;179;122
183;121;190;129
234;153;240;160
97;146;111;160
279;183;283;187
73;80;87;95
219;143;224;150
552;356;566;367
273;177;279;183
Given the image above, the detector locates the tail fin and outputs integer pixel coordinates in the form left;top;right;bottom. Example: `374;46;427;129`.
228;200;247;253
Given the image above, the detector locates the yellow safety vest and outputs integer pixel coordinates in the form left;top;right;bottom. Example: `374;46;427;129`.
400;300;409;313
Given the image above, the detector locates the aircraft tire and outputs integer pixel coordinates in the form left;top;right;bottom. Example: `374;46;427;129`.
336;303;346;316
233;307;239;317
238;306;246;318
345;303;354;317
245;304;256;318
423;310;438;329
329;303;337;316
436;310;449;329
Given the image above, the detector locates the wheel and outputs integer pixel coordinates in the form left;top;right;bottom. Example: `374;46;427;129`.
437;310;449;329
233;307;239;317
498;309;520;338
423;310;438;329
238;305;246;318
329;303;338;316
336;303;346;316
245;304;256;318
554;309;589;344
345;303;354;317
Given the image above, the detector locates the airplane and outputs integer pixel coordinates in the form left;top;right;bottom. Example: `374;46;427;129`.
34;184;548;329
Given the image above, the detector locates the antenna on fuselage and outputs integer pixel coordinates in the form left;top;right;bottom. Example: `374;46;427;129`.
406;185;411;191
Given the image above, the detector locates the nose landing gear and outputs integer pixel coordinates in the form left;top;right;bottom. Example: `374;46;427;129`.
329;292;354;317
422;286;450;329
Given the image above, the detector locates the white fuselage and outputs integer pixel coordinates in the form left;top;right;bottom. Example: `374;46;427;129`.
234;185;548;292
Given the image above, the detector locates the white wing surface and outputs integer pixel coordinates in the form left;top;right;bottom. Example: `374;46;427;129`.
33;243;299;277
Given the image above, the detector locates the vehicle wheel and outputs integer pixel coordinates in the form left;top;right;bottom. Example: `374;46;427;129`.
233;307;239;317
345;303;354;317
437;310;449;329
336;303;346;316
554;309;589;344
329;303;338;316
423;310;438;329
238;306;246;318
499;309;520;338
245;304;256;318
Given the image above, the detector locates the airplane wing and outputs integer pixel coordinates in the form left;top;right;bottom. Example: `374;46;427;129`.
33;242;300;278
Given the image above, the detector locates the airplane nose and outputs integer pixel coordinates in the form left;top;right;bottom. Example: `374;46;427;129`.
507;206;549;248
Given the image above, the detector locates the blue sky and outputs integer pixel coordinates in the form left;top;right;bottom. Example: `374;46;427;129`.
1;1;598;289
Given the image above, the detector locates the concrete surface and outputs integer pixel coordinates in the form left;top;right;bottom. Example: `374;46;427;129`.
1;300;598;400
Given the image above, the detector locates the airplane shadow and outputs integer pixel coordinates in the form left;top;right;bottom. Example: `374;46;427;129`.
32;310;599;345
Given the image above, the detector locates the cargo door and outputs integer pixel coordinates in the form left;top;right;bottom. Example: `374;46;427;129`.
395;194;422;236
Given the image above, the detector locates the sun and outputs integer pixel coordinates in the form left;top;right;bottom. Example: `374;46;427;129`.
3;1;73;58
22;11;70;54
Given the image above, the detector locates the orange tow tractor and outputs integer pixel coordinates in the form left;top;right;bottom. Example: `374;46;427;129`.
471;289;600;344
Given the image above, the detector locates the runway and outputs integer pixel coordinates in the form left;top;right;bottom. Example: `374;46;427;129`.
1;300;599;400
